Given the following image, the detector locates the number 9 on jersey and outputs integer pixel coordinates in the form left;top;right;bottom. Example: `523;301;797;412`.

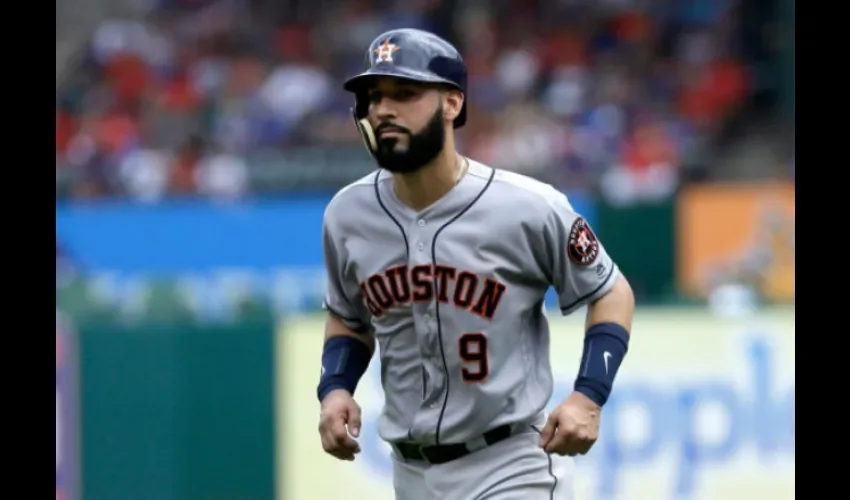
458;332;489;383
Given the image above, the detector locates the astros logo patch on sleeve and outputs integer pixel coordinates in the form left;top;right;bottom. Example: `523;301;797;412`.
567;217;600;266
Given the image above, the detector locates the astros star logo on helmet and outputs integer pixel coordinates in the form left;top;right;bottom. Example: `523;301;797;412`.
374;39;400;64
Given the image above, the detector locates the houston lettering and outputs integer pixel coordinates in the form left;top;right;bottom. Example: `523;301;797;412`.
360;264;506;320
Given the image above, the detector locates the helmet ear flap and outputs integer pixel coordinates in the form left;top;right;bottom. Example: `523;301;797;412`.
355;115;378;153
354;92;370;120
352;93;378;155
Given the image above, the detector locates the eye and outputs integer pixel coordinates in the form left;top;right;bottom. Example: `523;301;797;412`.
367;91;382;103
395;89;416;100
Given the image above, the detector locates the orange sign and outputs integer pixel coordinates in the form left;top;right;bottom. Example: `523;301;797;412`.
677;182;795;302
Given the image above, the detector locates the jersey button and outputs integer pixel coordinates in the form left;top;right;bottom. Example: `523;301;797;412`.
417;242;425;251
422;314;431;322
417;219;426;227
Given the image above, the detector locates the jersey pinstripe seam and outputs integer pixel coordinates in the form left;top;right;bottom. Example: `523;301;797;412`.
432;166;496;445
545;450;557;500
559;264;616;314
531;424;558;499
373;170;411;259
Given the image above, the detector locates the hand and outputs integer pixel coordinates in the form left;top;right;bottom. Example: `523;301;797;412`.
318;389;364;461
538;391;601;456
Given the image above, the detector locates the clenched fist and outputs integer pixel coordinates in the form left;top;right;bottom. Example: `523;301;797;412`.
538;391;601;456
318;389;363;461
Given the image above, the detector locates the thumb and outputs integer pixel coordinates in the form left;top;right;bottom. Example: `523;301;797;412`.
347;401;363;438
538;413;557;447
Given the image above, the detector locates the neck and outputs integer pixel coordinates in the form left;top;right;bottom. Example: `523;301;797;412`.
392;147;462;212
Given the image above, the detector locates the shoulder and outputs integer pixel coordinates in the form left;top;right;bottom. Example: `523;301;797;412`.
324;170;381;224
469;160;573;216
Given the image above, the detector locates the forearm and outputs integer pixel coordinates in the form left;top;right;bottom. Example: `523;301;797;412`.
318;313;375;402
574;275;635;407
325;313;376;353
585;275;635;331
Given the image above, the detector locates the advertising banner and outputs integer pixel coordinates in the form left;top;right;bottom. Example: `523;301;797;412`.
276;307;794;500
56;312;79;500
676;183;795;302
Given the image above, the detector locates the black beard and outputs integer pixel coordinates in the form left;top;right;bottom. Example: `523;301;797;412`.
373;105;445;174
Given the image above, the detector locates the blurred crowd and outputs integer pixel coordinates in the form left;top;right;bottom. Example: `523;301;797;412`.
56;0;751;204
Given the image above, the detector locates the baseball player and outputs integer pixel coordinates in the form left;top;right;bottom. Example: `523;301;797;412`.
317;29;635;500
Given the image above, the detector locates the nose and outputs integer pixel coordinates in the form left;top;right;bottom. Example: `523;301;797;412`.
371;97;397;122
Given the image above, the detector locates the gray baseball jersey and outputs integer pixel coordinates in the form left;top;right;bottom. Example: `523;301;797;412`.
322;160;620;446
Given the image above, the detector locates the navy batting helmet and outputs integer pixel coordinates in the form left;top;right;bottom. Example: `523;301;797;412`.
343;29;468;153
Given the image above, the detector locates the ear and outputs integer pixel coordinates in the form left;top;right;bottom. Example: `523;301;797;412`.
442;90;464;123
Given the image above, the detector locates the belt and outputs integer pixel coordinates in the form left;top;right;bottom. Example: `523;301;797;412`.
393;424;513;465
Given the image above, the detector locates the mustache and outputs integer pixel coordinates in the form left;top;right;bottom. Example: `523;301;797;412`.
375;123;411;136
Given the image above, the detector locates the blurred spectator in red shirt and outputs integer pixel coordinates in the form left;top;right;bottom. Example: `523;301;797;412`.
104;52;151;106
601;115;680;206
678;56;748;132
96;104;140;157
169;135;205;195
56;107;77;155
